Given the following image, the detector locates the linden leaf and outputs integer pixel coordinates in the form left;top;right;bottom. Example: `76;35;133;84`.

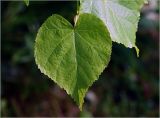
35;14;112;110
80;0;147;56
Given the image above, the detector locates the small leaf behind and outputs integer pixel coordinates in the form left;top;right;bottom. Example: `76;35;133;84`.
80;0;146;56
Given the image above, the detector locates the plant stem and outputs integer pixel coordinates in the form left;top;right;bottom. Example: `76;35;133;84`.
77;0;80;14
74;0;80;26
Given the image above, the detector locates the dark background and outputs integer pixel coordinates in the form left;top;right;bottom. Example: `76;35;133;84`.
1;1;159;117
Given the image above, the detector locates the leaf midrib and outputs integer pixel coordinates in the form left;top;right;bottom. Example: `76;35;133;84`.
44;31;73;66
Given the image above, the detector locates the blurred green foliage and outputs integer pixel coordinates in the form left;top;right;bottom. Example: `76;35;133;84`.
1;1;159;117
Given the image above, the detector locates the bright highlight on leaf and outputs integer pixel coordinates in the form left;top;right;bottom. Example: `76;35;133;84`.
80;0;146;56
35;14;112;110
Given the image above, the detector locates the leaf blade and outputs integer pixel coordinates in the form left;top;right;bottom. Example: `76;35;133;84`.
35;14;112;110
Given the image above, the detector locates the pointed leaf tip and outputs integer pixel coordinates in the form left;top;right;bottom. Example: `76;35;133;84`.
134;46;140;57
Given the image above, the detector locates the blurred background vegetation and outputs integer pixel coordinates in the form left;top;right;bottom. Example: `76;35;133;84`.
1;0;159;117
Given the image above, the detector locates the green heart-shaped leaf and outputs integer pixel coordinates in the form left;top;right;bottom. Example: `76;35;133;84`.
35;13;112;110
